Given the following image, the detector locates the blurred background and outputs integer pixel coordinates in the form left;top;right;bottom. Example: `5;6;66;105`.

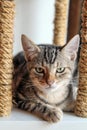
14;0;55;55
14;0;82;55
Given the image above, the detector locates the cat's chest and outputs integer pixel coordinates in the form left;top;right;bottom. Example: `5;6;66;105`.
39;87;69;105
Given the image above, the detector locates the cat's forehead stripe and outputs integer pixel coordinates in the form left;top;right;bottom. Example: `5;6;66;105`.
39;45;60;64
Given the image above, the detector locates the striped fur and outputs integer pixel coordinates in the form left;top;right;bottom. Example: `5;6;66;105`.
12;35;80;123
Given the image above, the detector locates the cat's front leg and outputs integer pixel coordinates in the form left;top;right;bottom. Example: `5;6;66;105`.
18;100;63;123
41;106;63;123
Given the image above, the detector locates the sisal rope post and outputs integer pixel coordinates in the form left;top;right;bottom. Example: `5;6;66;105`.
53;0;69;46
75;0;87;117
0;0;15;116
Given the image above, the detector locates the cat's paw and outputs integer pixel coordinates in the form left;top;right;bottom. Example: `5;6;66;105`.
43;108;63;123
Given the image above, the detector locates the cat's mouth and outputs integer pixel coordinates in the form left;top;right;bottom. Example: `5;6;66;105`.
45;81;68;91
46;83;57;90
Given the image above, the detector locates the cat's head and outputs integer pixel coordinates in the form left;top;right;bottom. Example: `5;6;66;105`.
21;34;80;93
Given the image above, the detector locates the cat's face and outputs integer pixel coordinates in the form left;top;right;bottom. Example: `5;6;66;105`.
21;35;79;93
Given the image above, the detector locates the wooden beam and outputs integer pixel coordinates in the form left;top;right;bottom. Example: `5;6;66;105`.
67;0;83;42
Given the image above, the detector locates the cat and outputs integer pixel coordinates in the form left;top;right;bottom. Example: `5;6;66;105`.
13;34;80;123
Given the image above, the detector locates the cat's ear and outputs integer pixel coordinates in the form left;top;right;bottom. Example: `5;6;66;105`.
62;35;80;61
21;34;40;61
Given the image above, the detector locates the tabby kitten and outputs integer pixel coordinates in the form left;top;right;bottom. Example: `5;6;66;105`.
13;34;79;123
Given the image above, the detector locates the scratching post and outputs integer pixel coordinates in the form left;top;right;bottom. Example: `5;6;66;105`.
0;0;15;116
53;0;69;46
75;0;87;117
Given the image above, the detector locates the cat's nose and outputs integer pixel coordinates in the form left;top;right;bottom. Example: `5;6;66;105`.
47;74;55;86
47;80;54;86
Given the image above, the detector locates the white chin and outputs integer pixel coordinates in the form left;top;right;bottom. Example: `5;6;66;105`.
48;87;57;92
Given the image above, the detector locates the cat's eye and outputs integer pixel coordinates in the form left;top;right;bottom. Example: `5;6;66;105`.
35;67;44;74
56;67;65;73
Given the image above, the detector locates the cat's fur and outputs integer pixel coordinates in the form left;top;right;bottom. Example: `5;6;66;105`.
13;35;80;122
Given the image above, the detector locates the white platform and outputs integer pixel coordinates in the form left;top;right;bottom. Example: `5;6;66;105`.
0;108;87;130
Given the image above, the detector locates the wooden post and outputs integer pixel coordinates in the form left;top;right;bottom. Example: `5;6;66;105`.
67;0;82;42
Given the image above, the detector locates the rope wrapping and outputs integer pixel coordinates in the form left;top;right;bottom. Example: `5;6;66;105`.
75;0;87;117
0;0;15;116
53;0;69;46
